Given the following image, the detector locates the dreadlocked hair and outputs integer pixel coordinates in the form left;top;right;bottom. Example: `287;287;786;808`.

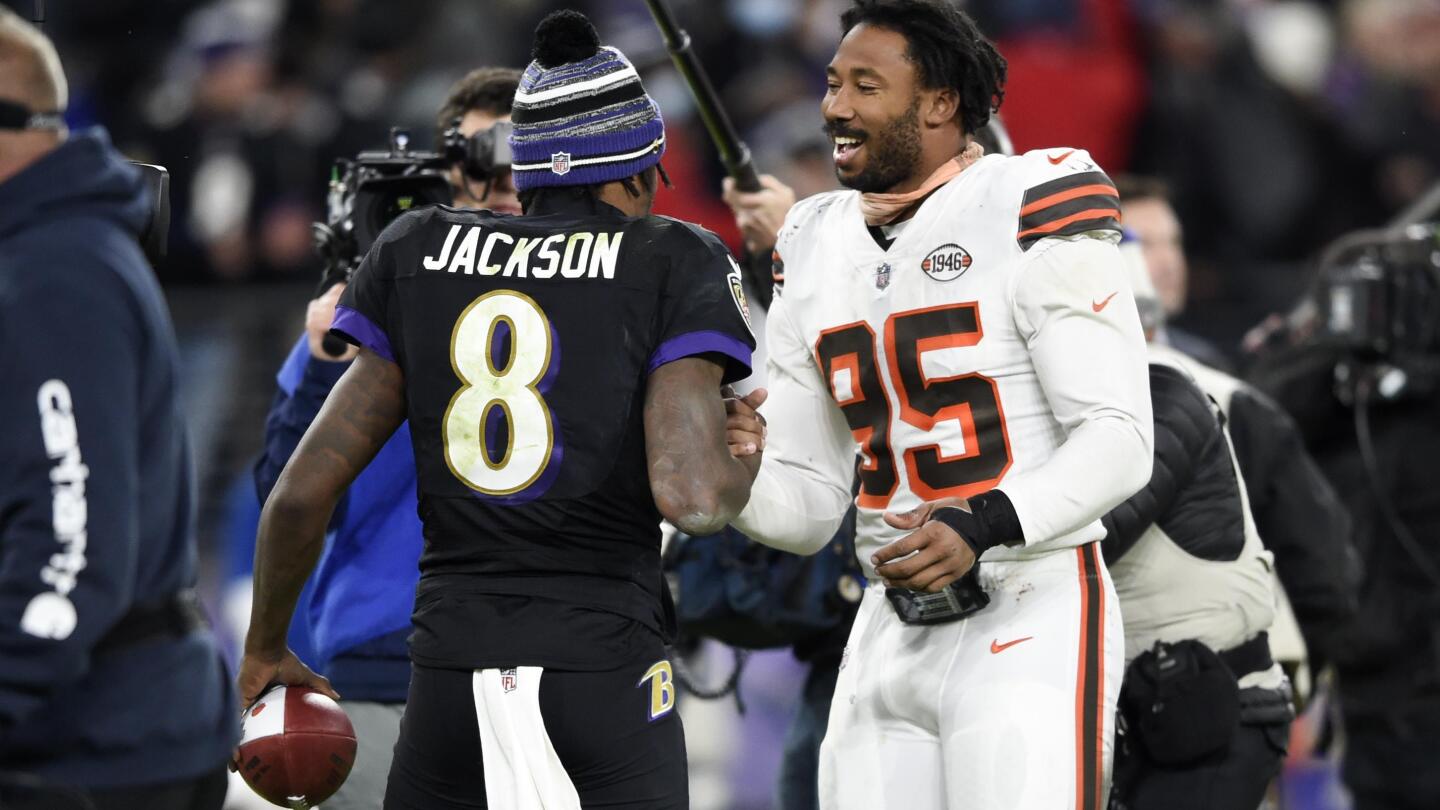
840;0;1007;136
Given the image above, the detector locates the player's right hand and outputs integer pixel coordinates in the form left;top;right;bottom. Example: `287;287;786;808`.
874;499;978;592
722;174;796;256
306;282;359;361
236;647;341;709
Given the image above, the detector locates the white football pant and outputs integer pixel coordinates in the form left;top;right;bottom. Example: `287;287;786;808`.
820;543;1123;810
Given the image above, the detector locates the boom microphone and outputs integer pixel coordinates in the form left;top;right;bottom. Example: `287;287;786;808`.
642;0;761;193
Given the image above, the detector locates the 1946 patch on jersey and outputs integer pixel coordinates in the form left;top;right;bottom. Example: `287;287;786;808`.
921;244;973;282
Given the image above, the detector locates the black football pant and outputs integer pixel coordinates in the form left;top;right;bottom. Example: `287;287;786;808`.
1109;712;1287;810
385;656;688;809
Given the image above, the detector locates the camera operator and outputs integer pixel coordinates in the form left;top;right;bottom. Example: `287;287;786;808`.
250;65;520;810
1102;243;1293;810
0;10;236;809
1248;222;1440;810
1117;176;1360;684
435;67;521;216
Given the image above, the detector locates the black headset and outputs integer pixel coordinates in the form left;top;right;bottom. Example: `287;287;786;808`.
0;99;66;132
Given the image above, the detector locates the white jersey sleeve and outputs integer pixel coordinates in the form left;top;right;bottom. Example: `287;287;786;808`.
998;234;1154;548
731;197;855;554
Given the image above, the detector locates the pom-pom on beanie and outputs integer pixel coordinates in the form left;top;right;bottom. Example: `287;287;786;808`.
508;10;666;191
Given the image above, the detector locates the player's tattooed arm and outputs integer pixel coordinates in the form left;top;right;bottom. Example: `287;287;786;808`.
239;348;406;705
645;357;760;536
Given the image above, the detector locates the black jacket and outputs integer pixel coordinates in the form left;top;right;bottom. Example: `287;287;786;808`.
0;130;236;787
1226;384;1358;667
1102;364;1246;563
1256;348;1440;706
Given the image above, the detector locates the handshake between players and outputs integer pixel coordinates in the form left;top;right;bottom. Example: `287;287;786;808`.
725;388;981;595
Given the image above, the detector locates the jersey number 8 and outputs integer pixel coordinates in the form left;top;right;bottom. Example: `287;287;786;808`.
444;290;556;495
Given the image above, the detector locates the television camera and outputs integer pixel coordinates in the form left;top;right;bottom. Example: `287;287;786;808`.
1314;222;1440;399
311;122;510;356
313;120;513;292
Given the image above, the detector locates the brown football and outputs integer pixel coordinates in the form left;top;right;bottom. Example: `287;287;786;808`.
237;686;357;809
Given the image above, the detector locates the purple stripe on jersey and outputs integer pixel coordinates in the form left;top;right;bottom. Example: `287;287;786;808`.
647;330;753;378
331;305;395;364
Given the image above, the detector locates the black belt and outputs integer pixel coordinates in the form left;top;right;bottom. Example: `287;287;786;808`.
1219;632;1273;679
93;589;207;656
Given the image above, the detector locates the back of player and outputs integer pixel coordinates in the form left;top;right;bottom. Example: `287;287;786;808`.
338;201;752;672
241;12;758;810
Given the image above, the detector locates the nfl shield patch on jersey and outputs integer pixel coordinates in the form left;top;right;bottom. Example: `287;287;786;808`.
874;262;892;290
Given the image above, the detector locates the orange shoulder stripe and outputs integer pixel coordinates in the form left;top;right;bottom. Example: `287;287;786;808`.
1018;184;1119;217
1016;208;1122;240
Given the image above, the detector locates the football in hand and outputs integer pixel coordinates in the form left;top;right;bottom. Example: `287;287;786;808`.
237;685;357;808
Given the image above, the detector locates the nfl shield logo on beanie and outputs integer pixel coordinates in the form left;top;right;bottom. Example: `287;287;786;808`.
509;10;666;192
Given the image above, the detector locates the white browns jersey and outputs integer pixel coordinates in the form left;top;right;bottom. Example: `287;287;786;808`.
733;148;1154;574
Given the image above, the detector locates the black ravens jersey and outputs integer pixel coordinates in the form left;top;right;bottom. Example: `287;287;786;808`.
332;193;754;671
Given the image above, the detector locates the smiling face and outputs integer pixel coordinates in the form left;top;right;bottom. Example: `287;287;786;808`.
824;22;961;195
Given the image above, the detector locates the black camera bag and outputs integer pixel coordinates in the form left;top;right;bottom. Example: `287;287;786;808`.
1120;639;1239;765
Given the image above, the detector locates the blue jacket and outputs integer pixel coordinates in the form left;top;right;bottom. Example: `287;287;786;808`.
253;337;421;702
0;130;236;787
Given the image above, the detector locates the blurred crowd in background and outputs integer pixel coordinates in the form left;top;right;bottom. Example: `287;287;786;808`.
7;0;1439;807
27;0;1440;313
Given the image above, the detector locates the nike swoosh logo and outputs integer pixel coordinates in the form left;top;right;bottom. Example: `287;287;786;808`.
1047;150;1075;165
990;636;1034;654
1092;292;1119;312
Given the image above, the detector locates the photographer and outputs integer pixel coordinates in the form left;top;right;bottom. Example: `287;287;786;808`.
1248;222;1440;810
0;10;235;809
1103;245;1292;810
1117;176;1360;681
251;65;519;810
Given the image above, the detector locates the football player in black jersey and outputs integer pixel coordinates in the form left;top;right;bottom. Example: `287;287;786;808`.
237;10;760;809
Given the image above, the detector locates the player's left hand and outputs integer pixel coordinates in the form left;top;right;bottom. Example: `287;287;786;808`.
874;497;977;592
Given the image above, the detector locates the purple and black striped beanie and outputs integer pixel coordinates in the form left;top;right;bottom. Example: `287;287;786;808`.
508;10;666;191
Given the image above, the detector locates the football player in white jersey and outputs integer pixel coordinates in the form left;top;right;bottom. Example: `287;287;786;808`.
724;2;1154;809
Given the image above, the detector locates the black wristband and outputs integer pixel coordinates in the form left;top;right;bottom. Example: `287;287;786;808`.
927;490;1025;557
929;507;989;557
971;490;1024;547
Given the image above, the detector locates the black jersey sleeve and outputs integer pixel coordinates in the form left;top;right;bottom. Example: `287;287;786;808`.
648;234;756;385
331;218;407;364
